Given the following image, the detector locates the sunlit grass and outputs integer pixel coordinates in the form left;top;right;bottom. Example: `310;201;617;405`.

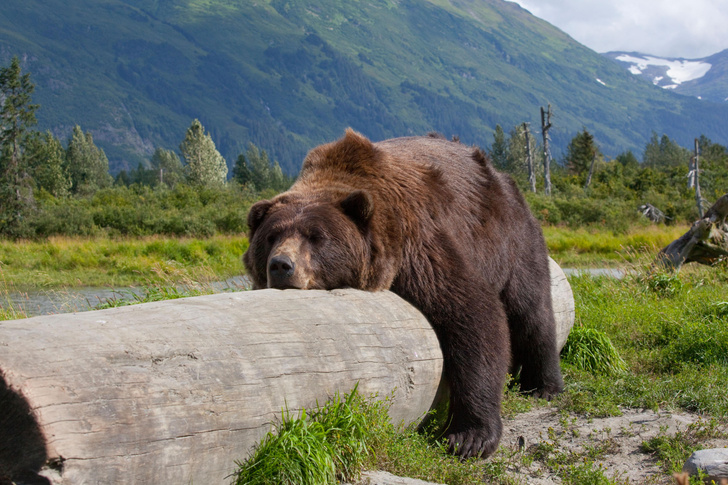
0;235;248;290
543;224;688;267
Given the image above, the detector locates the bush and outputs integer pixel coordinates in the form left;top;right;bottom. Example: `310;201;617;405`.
561;326;627;375
12;183;261;238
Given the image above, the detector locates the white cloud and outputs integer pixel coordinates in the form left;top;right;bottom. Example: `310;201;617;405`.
511;0;728;58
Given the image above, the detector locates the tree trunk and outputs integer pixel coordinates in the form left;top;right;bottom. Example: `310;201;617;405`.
0;263;574;485
584;151;596;189
656;194;728;271
523;122;536;193
541;105;553;196
694;138;704;219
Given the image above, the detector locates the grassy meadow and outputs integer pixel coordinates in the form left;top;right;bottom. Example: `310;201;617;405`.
0;224;688;293
2;224;727;483
0;235;249;291
232;262;728;485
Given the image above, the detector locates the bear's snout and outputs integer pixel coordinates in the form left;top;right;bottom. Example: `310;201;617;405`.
268;254;296;288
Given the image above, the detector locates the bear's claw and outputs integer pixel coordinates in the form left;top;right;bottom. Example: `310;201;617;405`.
446;428;500;459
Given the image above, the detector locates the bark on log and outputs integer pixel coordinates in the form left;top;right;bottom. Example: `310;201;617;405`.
0;263;574;485
656;194;728;271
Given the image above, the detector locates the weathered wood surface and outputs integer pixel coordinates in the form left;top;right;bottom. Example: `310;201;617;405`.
549;257;575;352
656;194;728;271
0;290;442;485
0;262;574;485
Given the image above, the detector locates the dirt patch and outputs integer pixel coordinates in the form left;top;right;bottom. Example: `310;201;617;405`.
498;406;728;484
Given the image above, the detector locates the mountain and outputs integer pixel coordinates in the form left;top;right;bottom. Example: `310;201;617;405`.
2;0;728;175
605;50;728;103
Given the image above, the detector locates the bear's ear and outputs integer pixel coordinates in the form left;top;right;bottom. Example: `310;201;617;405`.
247;199;274;235
340;190;373;229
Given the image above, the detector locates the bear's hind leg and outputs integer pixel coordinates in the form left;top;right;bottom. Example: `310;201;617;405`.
505;271;564;400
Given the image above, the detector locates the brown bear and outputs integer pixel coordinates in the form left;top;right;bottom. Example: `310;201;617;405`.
243;129;564;459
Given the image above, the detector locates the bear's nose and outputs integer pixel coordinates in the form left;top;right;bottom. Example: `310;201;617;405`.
268;255;295;288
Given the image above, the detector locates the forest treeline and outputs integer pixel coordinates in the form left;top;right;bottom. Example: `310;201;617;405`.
0;57;293;238
1;57;726;239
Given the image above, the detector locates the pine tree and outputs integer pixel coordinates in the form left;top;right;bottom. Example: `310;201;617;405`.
489;124;508;170
0;56;39;231
232;152;253;187
643;132;689;168
565;128;600;176
615;150;639;173
246;143;272;191
642;131;661;167
65;125;112;196
269;160;288;192
25;131;71;197
180;119;227;188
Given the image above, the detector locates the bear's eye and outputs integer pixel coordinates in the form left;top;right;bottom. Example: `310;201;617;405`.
266;232;279;246
307;229;324;244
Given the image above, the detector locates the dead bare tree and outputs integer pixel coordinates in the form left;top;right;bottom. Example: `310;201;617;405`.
639;203;667;223
693;138;704;218
584;149;597;189
656;194;728;271
523;122;536;193
541;105;553;196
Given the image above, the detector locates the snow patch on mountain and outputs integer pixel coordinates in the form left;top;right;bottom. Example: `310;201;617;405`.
615;54;712;86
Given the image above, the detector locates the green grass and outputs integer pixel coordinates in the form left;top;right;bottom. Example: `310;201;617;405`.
0;235;248;290
543;224;687;267
230;259;728;484
2;225;727;481
641;419;728;475
0;224;689;292
233;386;371;485
561;326;627;376
556;260;728;418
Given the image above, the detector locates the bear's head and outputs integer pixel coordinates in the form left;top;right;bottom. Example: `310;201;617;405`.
243;189;374;290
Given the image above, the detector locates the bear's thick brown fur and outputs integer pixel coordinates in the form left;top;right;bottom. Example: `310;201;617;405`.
243;129;564;458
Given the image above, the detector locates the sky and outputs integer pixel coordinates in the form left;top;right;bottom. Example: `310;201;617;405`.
510;0;728;59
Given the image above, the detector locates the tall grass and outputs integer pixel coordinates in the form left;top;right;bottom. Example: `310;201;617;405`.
233;386;373;485
543;225;687;267
0;235;248;290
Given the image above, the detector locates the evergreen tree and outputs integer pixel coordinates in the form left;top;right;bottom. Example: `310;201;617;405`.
642;132;689;168
129;161;159;186
232;152;253;187
269;160;288;192
0;56;39;231
245;142;272;191
151;147;184;188
65;125;112;196
234;142;294;192
488;124;508;170
25;131;71;197
114;169;131;187
615;150;640;172
642;131;661;167
565;128;600;175
180;119;227;188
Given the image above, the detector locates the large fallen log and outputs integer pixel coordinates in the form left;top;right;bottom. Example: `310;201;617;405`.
0;260;574;485
656;194;728;271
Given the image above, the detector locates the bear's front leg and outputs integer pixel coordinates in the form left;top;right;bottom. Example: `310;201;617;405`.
414;285;510;459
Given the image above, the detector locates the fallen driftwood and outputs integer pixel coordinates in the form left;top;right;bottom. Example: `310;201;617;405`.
0;260;574;485
656;194;728;271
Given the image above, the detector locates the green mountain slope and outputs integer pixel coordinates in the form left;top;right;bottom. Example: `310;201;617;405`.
1;0;727;174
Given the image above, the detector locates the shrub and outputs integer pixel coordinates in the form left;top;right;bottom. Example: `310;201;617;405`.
561;326;627;375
